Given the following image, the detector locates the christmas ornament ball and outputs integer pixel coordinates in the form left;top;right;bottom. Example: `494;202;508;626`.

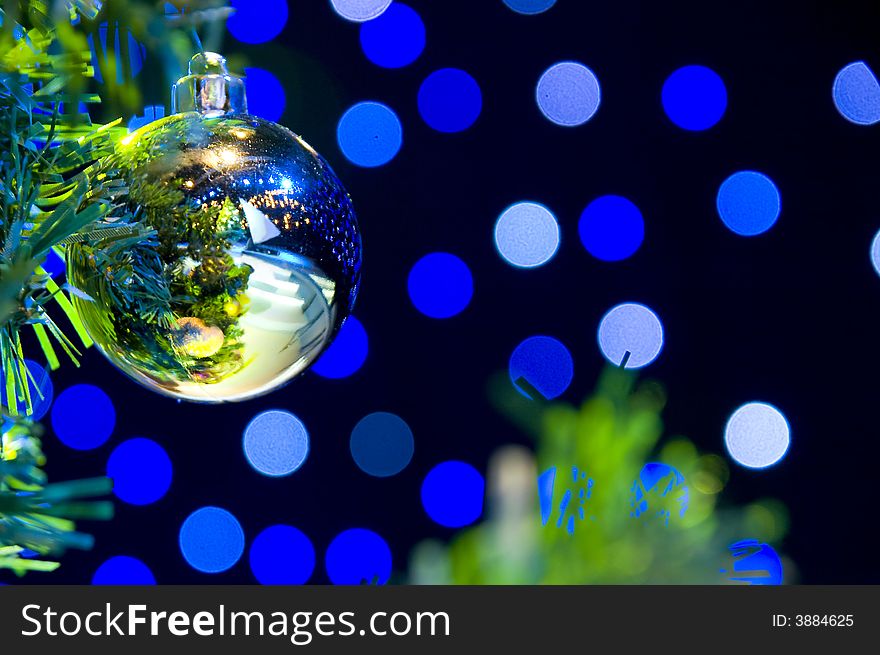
67;53;362;403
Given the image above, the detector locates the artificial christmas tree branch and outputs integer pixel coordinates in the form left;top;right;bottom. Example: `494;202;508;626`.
0;0;227;415
0;0;229;576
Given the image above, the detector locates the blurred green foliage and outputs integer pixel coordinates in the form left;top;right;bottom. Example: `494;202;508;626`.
0;0;228;417
73;0;231;120
1;417;113;574
409;367;790;584
0;0;229;576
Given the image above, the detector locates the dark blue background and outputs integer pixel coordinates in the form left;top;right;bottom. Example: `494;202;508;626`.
7;0;880;584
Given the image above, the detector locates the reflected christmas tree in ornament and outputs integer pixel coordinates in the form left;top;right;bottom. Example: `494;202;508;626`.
67;53;361;403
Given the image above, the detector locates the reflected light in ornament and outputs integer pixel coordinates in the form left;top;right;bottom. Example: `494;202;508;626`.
407;253;474;318
536;62;601;127
717;171;781;236
662;65;728;131
51;384;115;450
337;101;403;167
350;412;414;477
243;410;310;477
597;302;664;369
107;437;173;506
421;461;485;528
833;61;880;125
360;3;425;69
325;528;392;585
179;507;245;574
418;69;482;133
311;316;368;379
250;525;315;585
494;202;560;268
331;0;393;23
92;556;156;585
244;67;286;122
509;336;573;400
724;402;791;469
227;0;288;44
171;317;225;358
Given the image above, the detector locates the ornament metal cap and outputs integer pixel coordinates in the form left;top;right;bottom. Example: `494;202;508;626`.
172;52;248;117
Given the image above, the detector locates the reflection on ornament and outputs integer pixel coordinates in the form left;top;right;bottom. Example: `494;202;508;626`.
224;295;249;318
67;53;362;403
172;317;226;359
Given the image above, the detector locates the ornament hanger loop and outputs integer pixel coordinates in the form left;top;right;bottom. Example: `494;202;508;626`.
172;52;248;117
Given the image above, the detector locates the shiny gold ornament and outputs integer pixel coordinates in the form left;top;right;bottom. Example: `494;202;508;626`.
67;53;362;402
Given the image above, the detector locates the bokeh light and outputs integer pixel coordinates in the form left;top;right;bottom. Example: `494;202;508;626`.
89;23;145;85
723;540;783;585
0;359;53;421
504;0;557;14
331;0;393;22
107;437;172;506
537;465;595;535
408;253;474;318
871;228;880;278
662;65;728;131
325;528;392;585
509;336;574;400
537;466;556;526
536;62;601;127
244;67;286;122
724;402;791;469
832;61;880;126
418;68;482;133
716;171;781;236
421;461;484;528
227;0;288;44
597;302;665;369
578;195;645;261
91;556;156;585
494;202;560;268
350;412;414;477
179;507;245;574
337;101;403;168
311;316;368;379
243;410;309;477
51;384;115;450
128;104;165;132
43;248;66;277
249;525;315;585
360;3;425;69
630;462;689;525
